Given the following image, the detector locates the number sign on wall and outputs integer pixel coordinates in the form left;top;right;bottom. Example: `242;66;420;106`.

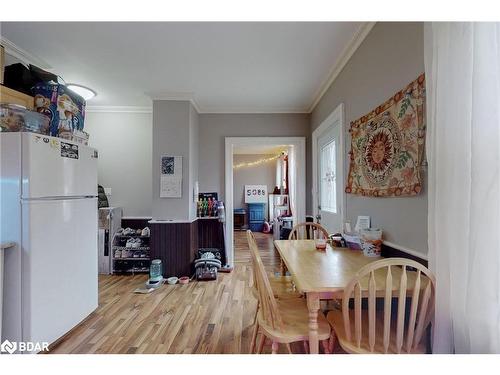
244;185;268;203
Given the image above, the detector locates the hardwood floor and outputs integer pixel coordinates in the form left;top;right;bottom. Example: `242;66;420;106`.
49;231;303;354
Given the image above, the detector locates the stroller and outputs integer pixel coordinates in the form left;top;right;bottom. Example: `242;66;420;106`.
194;248;222;281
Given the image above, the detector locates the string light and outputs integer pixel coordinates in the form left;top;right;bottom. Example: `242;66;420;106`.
233;154;281;169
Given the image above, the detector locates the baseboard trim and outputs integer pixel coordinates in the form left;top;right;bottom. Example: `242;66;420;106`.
383;240;428;260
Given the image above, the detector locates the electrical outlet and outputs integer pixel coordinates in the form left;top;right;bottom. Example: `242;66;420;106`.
104;187;112;196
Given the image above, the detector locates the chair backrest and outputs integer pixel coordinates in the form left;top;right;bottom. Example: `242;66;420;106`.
341;258;435;354
246;230;284;331
288;222;329;240
246;230;259;296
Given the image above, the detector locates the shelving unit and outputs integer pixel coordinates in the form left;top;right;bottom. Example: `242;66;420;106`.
269;194;289;223
111;233;151;274
269;194;293;240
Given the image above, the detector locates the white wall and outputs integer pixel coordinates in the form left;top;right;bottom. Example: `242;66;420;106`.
85;110;152;217
233;154;277;220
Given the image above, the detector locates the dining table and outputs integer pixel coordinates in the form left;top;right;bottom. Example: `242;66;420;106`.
273;239;427;354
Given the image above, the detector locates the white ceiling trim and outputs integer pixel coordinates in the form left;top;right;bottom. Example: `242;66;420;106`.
145;91;201;113
86;105;152;113
87;104;309;114
0;36;53;70
197;106;309;114
307;22;376;113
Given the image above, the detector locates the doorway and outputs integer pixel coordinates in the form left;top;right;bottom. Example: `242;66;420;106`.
225;137;306;267
312;103;345;234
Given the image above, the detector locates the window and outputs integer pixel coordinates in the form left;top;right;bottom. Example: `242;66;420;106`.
320;140;336;213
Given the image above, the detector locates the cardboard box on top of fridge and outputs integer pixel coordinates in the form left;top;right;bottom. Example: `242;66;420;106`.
32;83;86;137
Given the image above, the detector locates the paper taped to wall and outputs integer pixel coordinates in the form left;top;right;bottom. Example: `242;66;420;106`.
160;155;182;198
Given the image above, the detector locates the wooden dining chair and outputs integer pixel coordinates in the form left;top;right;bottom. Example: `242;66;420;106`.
247;231;297;297
247;230;331;354
246;230;301;353
288;222;329;240
326;258;435;354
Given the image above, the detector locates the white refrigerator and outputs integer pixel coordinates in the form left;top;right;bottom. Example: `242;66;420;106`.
0;132;98;353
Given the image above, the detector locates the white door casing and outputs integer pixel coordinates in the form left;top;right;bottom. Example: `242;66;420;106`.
312;103;345;234
225;137;306;266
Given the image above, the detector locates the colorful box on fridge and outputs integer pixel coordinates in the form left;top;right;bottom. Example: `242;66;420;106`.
32;83;86;137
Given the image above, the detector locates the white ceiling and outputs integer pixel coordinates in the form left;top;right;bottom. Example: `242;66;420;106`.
1;22;369;112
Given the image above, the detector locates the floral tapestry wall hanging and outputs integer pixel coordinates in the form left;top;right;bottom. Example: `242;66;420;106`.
345;74;426;197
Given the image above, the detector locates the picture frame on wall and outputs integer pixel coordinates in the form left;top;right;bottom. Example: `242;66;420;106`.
160;155;182;198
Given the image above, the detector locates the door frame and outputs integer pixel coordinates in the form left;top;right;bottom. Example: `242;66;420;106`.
225;136;306;267
312;103;346;230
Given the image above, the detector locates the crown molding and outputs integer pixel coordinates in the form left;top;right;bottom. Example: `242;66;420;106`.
86;105;152;114
307;22;376;113
0;36;52;70
144;91;201;113
86;104;309;114
197;106;310;114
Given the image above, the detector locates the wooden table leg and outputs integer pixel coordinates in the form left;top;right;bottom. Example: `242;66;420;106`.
307;292;320;354
280;258;286;276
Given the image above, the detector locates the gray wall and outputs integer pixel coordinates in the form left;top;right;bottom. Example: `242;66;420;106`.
85;111;152;217
233;154;277;220
152;100;198;221
311;22;427;254
198;113;311;211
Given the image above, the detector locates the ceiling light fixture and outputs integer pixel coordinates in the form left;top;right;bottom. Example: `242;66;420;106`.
66;84;97;101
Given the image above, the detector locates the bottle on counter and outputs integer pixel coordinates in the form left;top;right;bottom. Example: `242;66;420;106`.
203;198;208;217
197;199;202;217
217;201;225;223
213;200;219;217
207;198;213;217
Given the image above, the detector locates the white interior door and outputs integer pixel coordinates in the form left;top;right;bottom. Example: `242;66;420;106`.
316;123;343;234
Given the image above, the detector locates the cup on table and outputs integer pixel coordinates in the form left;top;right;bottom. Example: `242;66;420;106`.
315;238;327;251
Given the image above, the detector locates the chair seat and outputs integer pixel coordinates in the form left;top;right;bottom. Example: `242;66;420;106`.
326;308;427;354
252;275;301;300
269;275;301;299
258;298;331;343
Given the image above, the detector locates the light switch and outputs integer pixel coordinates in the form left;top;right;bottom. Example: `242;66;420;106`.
104;187;112;196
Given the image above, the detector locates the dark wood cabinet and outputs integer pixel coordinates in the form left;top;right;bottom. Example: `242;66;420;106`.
233;209;246;230
150;221;198;278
